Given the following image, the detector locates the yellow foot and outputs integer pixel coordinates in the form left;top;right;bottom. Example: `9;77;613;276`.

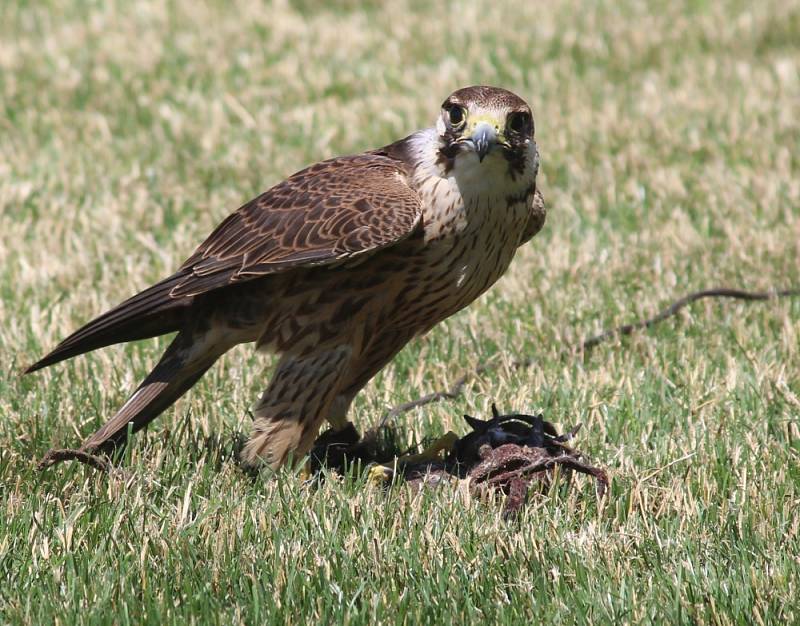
398;431;459;466
367;463;395;485
299;460;313;482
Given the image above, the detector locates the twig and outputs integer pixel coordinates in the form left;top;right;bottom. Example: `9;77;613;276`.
579;287;799;350
379;287;800;426
379;365;489;428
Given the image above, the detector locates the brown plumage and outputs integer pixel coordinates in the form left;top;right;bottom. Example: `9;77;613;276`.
26;85;546;468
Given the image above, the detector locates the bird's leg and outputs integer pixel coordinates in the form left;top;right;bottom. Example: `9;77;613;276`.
320;392;361;445
311;331;418;477
241;347;353;470
302;393;361;477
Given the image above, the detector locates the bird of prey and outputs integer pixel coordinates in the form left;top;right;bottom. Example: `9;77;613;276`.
27;85;546;469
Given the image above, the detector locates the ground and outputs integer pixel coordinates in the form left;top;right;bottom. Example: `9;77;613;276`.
1;0;799;623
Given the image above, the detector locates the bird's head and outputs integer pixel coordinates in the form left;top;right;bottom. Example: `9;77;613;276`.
436;85;537;182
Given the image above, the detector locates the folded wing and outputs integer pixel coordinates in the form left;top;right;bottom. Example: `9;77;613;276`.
170;154;423;297
26;154;423;372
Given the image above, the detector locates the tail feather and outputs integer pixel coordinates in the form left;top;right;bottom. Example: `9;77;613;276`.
25;273;192;373
79;330;221;453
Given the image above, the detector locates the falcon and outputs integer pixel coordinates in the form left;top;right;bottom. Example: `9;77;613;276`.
27;85;546;469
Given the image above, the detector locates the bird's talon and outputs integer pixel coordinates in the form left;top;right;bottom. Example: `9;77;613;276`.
298;460;313;482
367;464;395;485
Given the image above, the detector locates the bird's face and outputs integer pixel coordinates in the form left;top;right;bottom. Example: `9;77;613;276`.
436;86;536;180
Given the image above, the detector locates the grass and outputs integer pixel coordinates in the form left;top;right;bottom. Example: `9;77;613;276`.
1;0;799;623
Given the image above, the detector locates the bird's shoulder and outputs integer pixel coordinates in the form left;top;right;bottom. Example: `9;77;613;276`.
518;187;546;247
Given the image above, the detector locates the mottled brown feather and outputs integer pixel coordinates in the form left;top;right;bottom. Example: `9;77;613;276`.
170;155;423;297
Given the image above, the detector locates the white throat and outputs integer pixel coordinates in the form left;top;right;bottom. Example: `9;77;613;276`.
404;128;536;240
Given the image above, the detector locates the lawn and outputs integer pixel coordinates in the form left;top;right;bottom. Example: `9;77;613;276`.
1;0;799;623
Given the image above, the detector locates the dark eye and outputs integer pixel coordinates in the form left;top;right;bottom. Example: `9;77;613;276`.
446;105;466;127
508;112;531;134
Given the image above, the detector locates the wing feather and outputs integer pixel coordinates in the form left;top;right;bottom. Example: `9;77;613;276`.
519;188;546;246
171;154;422;297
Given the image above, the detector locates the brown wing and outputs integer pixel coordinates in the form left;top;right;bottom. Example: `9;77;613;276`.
170;154;423;297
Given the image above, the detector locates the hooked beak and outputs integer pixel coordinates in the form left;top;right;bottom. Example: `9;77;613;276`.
471;123;495;162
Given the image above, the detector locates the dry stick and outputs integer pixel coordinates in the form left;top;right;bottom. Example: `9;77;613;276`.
378;287;800;428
